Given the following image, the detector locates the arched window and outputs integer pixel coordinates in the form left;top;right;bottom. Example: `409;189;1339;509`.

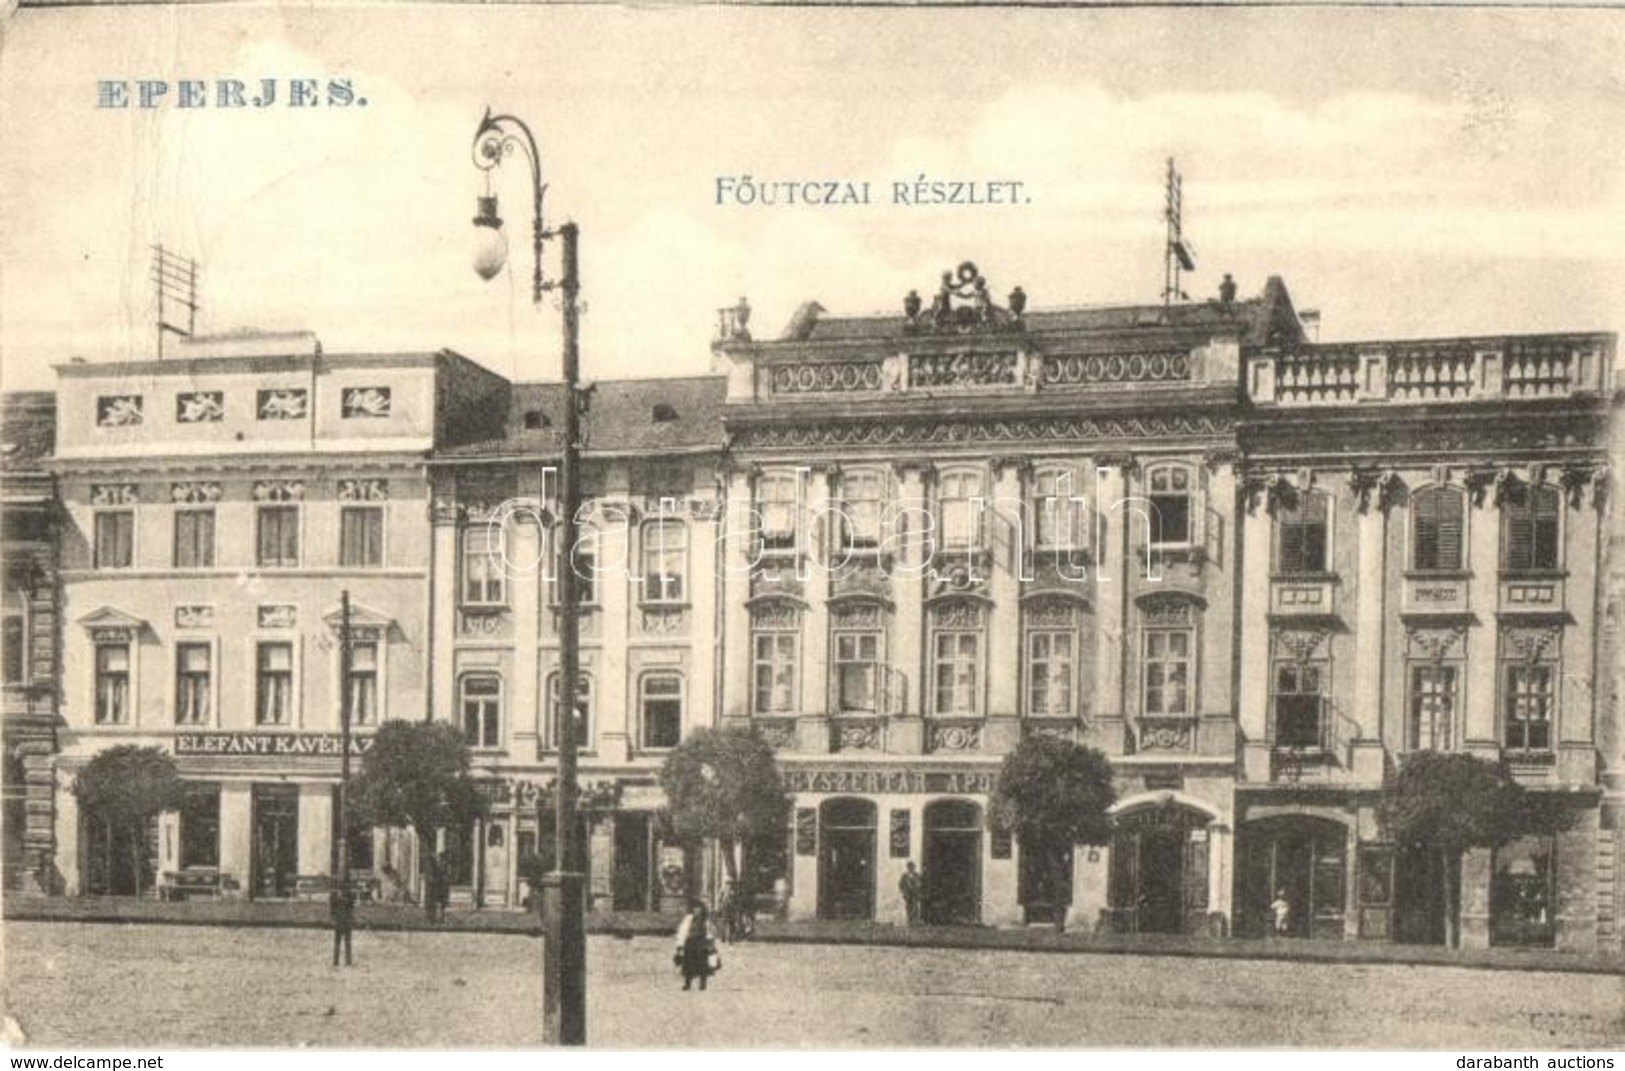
1274;490;1331;575
546;672;593;751
1411;486;1466;572
460;673;502;749
1501;483;1561;572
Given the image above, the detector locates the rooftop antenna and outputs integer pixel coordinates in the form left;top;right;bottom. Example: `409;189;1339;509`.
150;244;199;359
1163;158;1196;308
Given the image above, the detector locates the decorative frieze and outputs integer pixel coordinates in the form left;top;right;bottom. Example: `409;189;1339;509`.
252;480;305;502
96;396;143;427
928;722;983;752
929;601;985;630
1040;351;1190;386
174;606;214;628
257;605;297;629
171;482;222;504
1137;720;1193;751
830;602;883;630
90;484;139;506
750;603;802;631
832;721;882;752
734;413;1233;451
1271;628;1328;664
640;608;687;634
768;361;884;395
257;389;309;420
753;719;798;750
341;387;391;418
338;478;389;502
176;392;225;423
1500;624;1563;664
1347;467;1404;514
1024;598;1078;629
1404;625;1467;663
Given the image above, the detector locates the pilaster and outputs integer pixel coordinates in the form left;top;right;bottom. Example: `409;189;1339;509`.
298;782;332;877
1238;490;1273;781
1352;489;1388;777
1463;489;1499;751
888;463;928;749
722;468;753;730
1093;461;1127;754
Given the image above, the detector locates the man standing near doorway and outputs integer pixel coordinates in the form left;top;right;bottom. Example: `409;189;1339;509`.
899;861;923;925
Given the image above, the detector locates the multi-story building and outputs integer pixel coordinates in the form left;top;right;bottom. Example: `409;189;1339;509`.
47;333;506;899
709;264;1301;932
425;376;726;912
1237;328;1616;951
2;391;60;894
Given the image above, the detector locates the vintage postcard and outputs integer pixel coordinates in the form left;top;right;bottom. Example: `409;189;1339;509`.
1;2;1622;1054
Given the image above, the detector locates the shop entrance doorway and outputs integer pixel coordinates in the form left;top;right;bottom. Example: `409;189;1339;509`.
251;784;299;899
818;798;876;921
922;799;982;925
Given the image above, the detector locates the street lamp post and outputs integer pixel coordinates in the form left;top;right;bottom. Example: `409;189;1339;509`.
470;108;587;1047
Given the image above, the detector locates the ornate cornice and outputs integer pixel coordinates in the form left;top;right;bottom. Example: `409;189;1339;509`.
733;413;1234;452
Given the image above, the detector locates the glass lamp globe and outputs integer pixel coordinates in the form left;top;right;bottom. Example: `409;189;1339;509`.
472;195;508;281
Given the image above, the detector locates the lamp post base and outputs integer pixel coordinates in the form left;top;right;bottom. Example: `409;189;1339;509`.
538;870;587;1046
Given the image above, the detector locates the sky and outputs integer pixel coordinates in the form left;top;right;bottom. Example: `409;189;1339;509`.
2;5;1624;390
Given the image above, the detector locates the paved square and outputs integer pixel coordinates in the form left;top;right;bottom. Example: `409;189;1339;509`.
5;921;1622;1048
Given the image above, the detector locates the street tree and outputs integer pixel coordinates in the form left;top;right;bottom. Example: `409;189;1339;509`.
659;727;791;886
1379;750;1568;948
350;719;485;878
73;744;186;899
989;735;1117;929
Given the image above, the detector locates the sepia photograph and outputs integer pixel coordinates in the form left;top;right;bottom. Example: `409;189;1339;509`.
0;1;1622;1054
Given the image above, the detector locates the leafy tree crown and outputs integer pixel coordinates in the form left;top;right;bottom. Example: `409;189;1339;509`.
659;727;790;848
989;736;1117;847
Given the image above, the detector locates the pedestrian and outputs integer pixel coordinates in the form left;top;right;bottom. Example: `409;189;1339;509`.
899;861;923;925
434;851;452;923
673;900;718;991
423;853;442;923
717;878;739;944
330;882;355;967
1270;889;1292;937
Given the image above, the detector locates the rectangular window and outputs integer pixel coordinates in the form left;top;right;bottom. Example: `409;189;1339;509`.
756;474;798;552
2;611;24;684
94;511;134;569
840;472;885;549
1409;664;1459;750
175;643;212;726
753;632;798;714
179;784;221;869
932;631;981;715
461;527;505;605
1502;486;1561;573
95;643;131;724
346;641;378;726
1027;631;1075;717
548;674;592;751
340;507;384;568
1504;665;1553;752
641;674;683;750
1276;492;1330;574
256;506;300;567
642;521;687;603
1033;469;1082;551
938;472;983;550
461;674;502;749
1412;488;1465;572
1142;629;1192;716
834;631;880;713
1272;662;1324;748
174;510;216;568
1147;467;1193;547
255;642;294;726
569;531;598;606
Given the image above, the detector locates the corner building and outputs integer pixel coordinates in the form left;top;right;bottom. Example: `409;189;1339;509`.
48;335;505;898
710;266;1302;931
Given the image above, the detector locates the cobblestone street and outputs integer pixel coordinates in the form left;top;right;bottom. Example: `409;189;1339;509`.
5;921;1623;1048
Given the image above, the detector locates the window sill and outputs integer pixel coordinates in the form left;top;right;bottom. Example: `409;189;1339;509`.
1403;569;1471;581
1503;749;1556;765
460;603;510;615
1269;571;1340;583
639;601;691;612
1498;569;1567;581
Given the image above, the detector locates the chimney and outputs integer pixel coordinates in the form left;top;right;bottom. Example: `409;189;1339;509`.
1218;273;1238;308
1299;308;1321;343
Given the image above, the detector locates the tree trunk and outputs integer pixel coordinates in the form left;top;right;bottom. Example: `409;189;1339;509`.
1440;848;1458;949
1049;847;1068;932
130;820;144;901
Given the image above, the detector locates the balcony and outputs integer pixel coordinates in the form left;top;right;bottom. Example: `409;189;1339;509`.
1250;333;1612;407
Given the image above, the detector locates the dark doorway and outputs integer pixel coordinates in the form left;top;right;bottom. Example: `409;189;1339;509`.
251;785;299;899
1020;841;1074;926
1108;805;1210;934
1394;840;1457;945
922;799;982;925
1237;816;1348;938
613;812;654;911
817;798;876;920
